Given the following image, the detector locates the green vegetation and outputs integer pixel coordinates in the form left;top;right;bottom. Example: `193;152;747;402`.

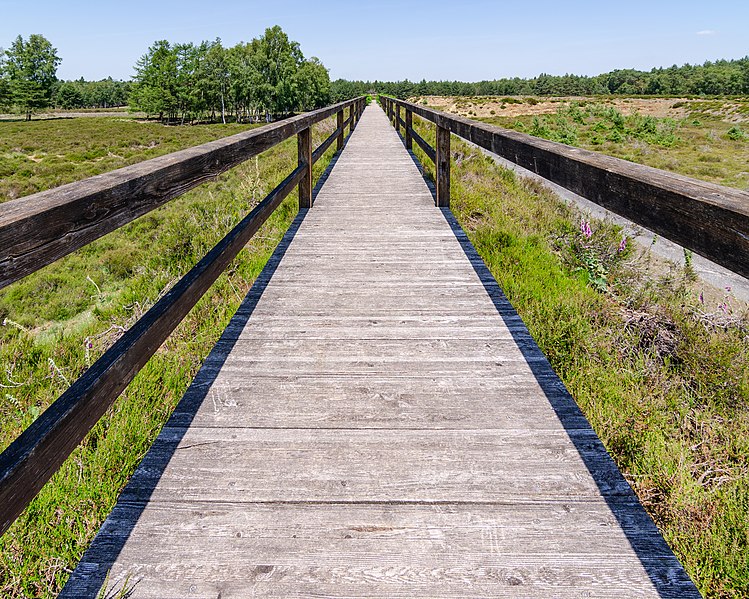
478;102;749;190
129;26;331;124
0;34;61;120
0;115;341;596
333;57;749;100
1;25;329;118
0;117;257;202
407;115;748;598
53;78;130;110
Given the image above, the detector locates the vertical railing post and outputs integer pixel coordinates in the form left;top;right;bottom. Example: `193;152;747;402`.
298;127;312;209
349;104;355;134
336;109;344;151
405;109;413;150
436;125;450;208
395;104;401;136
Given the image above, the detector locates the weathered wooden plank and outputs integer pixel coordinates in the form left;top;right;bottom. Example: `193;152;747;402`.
0;98;365;290
64;501;696;599
436;125;451;208
0;164;306;536
336;109;344;151
386;97;749;278
411;128;436;163
119;427;633;503
405;109;413;150
312;125;343;163
171;375;584;430
297;127;312;209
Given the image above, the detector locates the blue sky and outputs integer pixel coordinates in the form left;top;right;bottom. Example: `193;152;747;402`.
1;0;747;82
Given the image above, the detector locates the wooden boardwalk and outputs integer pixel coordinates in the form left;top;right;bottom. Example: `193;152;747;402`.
62;105;699;598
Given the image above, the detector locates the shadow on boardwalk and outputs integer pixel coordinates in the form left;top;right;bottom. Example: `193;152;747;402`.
60;144;347;598
405;138;697;597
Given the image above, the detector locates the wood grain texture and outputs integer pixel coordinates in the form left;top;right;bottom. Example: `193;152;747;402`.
0;98;364;290
436;125;451;208
383;97;749;278
411;128;436;163
297;127;312;209
405;109;413;150
336;109;344;151
63;102;700;598
312;125;343;164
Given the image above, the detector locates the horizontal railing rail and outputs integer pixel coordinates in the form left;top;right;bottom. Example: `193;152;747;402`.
0;96;367;536
379;95;749;279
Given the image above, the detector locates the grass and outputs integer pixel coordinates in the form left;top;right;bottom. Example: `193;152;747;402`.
0;117;256;202
408;113;749;598
0;114;341;597
473;101;749;190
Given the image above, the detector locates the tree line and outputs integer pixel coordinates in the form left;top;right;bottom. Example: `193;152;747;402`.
331;57;749;100
0;27;331;122
2;29;748;122
128;26;331;124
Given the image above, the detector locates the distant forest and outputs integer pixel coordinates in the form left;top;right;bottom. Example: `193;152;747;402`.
331;57;749;100
3;33;748;119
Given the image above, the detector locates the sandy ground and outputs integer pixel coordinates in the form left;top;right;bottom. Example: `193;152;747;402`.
411;95;748;120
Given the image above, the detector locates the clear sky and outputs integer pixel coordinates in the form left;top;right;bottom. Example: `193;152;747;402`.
1;0;747;82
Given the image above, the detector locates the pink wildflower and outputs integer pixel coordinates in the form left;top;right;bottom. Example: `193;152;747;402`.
618;236;627;253
580;219;592;239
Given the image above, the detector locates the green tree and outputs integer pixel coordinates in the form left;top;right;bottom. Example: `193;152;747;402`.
129;40;178;122
251;26;304;119
3;34;61;120
0;49;10;110
55;81;83;108
296;57;330;111
203;40;229;123
226;42;258;122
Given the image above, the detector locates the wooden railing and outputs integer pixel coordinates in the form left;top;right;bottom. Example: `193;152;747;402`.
0;96;367;536
379;95;749;279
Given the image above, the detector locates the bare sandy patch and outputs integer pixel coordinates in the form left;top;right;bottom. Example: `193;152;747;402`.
409;95;737;120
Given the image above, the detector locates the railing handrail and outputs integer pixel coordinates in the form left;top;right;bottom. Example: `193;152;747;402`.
0;96;367;536
0;98;364;291
379;95;749;279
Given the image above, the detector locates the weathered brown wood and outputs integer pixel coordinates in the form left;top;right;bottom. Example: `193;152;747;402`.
0;98;364;290
312;126;343;164
0;164;305;537
336;110;344;151
411;128;436;163
384;97;749;278
395;104;401;135
349;105;355;134
436;125;451;208
405;109;413;150
297;127;312;209
63;103;700;599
